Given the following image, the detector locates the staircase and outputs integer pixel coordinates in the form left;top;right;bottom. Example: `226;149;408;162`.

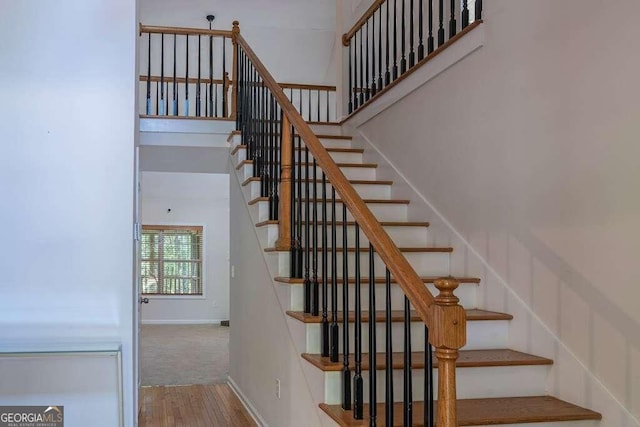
230;123;602;426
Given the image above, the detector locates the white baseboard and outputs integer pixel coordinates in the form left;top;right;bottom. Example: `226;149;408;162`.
140;319;226;325
227;376;268;427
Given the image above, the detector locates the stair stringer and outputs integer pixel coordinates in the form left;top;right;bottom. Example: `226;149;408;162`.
345;127;635;426
229;154;333;427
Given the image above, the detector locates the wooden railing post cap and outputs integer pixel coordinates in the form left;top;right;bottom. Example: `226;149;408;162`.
342;33;350;47
429;277;466;349
434;277;460;305
232;21;240;33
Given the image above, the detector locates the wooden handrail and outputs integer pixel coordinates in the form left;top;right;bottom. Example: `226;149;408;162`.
237;31;439;328
342;0;386;46
140;75;226;85
139;23;233;38
279;82;337;91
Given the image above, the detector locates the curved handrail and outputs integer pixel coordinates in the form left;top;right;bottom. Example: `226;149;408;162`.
342;0;386;45
236;31;436;326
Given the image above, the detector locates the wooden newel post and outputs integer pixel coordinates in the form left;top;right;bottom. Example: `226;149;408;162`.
230;20;240;120
431;277;466;427
275;114;293;250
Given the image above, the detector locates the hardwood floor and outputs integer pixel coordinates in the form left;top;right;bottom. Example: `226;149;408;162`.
139;384;257;427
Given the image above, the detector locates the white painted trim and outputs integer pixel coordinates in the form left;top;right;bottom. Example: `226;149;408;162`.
140;319;226;325
342;23;485;128
139;117;235;134
227;376;269;427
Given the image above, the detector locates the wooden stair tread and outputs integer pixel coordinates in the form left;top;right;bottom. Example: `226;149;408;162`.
243;177;394;186
320;396;601;426
256;220;429;228
235;159;377;169
274;276;478;285
286;309;512;323
265;247;453;253
302;349;553;372
248;196;409;205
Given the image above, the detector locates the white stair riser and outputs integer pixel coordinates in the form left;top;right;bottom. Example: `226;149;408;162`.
294;166;377;181
288;282;477;312
309;124;344;136
317;138;353;149
247;181;392;201
241;163;376;181
304;320;509;354
234;147;363;164
259;224;427;248
271;251;451;277
255;200;407;223
322;364;550;404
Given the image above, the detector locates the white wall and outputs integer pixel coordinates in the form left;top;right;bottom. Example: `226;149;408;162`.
228;161;323;427
139;0;337;84
140;172;230;324
0;1;137;426
347;0;640;424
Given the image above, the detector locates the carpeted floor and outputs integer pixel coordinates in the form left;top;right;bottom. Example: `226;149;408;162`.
141;324;229;386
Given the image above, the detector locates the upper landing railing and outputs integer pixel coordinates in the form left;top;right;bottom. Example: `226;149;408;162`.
343;0;482;115
138;24;338;122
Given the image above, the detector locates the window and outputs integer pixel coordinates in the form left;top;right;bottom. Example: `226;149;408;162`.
140;225;203;296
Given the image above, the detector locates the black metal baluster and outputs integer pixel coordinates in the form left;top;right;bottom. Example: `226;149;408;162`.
475;0;483;21
385;1;391;86
377;6;383;91
359;29;365;106
326;90;330;121
160;34;165;115
424;326;434;427
449;0;457;38
353;223;363;419
321;173;329;357
209;32;213;117
173;34;178;115
371;11;377;97
215;83;219;117
197;35;202;117
205;82;208;117
341;204;351;410
366;20;370;101
428;0;435;54
393;0;399;80
401;0;407;74
303;140;311;314
146;33;151;115
330;188;339;362
260;83;267;197
368;244;377;426
292;131;303;279
269;94;278;220
185;35;190;116
311;158;319;316
317;89;320;122
438;0;445;46
385;268;394;426
308;89;312;122
299;88;303;119
418;0;425;60
222;36;227;117
348;41;353;114
409;0;416;67
462;0;469;29
155;81;159;115
403;296;413;426
165;81;169;116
